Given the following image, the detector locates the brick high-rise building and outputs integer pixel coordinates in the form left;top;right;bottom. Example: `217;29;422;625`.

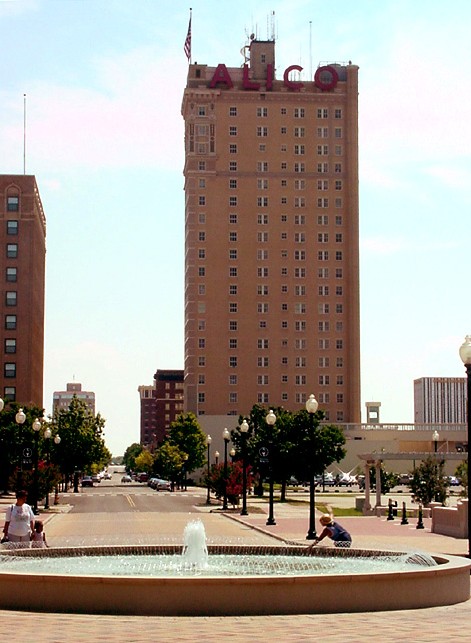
182;38;360;422
0;175;46;407
138;370;184;448
53;382;96;416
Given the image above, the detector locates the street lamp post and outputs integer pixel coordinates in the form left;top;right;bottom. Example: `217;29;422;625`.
182;454;188;491
433;430;439;453
459;335;471;558
32;418;41;514
53;434;61;505
265;409;277;526
306;393;319;540
240;419;249;516
206;434;212;505
43;426;51;510
222;428;230;510
214;451;220;465
15;408;26;490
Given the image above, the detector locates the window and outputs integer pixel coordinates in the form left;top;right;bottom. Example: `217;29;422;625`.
7;196;19;212
7;244;18;259
229;267;237;277
294;250;306;261
198;196;205;206
334;108;342;119
334;127;342;139
229;231;237;242
317;127;329;138
229;249;237;260
317;198;328;208
294;145;305;155
198;356;206;366
257;126;268;137
257;375;269;385
336;215;343;226
336;233;343;243
294;303;306;314
294;127;305;138
229;126;237;136
257;179;268;190
198;320;206;331
3;387;15;401
294;215;305;225
198;249;205;259
229;196;237;207
229;303;238;313
319;375;330;386
229;356;238;368
198;374;205;385
229;285;237;295
229;320;238;331
5;339;16;354
294;197;305;208
317;108;328;118
317;162;329;173
4;363;16;378
7;220;18;235
318;303;329;314
5;292;17;306
295;321;306;332
257;267;269;277
295;375;307;385
257;285;269;295
198;284;205;295
318;215;328;225
295;285;306;296
5;315;17;330
317;179;328;190
198;392;205;404
257;339;269;349
336;251;343;261
6;267;17;282
318;251;329;261
294;179;305;190
257;197;268;207
257;249;268;260
229;374;238;384
294;107;304;118
198;106;206;116
294;233;305;243
258;357;269;367
229;339;237;349
198;267;205;277
229;144;237;154
257;214;269;224
257;303;269;313
334;163;342;173
317;145;329;156
318;321;330;332
257;161;268;172
229;392;238;403
229;213;237;224
318;233;328;243
198;213;206;224
229;106;237;116
257;232;268;242
257;107;268;117
280;127;287;134
229;161;237;172
258;393;269;404
294;268;306;278
318;285;329;296
229;179;237;189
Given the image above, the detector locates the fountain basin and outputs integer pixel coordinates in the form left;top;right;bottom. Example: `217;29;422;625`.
0;545;469;615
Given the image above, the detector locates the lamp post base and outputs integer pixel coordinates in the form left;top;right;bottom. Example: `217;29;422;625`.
266;517;276;526
306;530;317;540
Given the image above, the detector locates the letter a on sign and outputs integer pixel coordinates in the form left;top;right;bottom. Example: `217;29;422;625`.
209;64;234;89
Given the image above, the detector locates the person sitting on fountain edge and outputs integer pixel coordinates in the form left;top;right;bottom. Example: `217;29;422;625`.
307;514;352;549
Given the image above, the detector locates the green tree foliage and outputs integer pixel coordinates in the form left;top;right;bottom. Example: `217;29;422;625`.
367;465;400;494
455;461;468;497
409;456;450;505
0;403;45;493
53;396;109;485
123;443;143;472
290;409;346;483
166;413;206;473
153;441;185;483
134;450;154;474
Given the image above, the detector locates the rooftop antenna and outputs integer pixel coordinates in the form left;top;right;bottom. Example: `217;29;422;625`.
309;21;313;80
23;93;26;175
270;10;276;41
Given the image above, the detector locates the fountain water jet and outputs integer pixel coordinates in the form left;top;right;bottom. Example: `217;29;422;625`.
182;520;208;569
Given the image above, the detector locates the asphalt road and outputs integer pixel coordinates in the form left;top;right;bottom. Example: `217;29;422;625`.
68;479;201;513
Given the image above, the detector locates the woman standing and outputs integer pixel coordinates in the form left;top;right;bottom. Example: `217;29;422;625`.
2;490;35;545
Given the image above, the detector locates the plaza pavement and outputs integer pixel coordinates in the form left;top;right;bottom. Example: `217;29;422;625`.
0;489;470;642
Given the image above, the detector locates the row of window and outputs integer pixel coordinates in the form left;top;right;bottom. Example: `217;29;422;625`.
225;126;343;138
197;213;344;227
198;231;343;244
223;106;343;119
197;160;343;174
225;144;343;156
198;196;344;209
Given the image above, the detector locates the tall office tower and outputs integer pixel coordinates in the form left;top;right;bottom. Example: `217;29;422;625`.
0;175;46;407
53;382;96;416
182;38;360;422
138;370;184;448
414;377;467;424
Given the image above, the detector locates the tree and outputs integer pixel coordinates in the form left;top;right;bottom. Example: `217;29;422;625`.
134;450;154;474
154;441;185;484
409;456;450;506
455;461;467;497
367;465;400;494
290;409;346;485
123;443;143;473
207;461;253;506
0;403;45;493
53;396;109;488
166;413;206;475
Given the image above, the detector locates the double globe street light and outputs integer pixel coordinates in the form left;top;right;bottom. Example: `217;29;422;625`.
265;409;277;526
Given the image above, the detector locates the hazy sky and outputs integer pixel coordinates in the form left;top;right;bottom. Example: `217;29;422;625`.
1;0;469;456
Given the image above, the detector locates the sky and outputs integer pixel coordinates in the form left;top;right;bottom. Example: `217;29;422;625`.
1;0;470;456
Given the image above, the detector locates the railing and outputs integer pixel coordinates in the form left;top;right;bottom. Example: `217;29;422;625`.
335;423;467;432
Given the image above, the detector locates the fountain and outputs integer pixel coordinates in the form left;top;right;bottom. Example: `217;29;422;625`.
0;519;469;615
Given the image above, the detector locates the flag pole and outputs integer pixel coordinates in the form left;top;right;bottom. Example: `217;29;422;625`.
184;8;192;64
23;93;27;175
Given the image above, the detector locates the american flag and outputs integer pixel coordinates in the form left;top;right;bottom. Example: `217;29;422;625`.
184;13;192;62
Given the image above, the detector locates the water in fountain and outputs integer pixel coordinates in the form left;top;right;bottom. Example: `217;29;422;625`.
181;520;208;570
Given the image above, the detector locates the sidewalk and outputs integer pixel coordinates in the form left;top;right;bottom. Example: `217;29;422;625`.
0;490;470;642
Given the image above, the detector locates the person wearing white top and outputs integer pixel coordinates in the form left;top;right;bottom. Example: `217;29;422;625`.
3;490;35;544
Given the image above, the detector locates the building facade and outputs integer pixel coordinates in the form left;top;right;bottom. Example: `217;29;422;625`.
414;377;467;424
138;370;184;448
0;175;46;407
182;38;360;421
53;382;96;415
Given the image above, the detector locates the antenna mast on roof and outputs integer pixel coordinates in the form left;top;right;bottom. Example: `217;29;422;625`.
270;10;275;41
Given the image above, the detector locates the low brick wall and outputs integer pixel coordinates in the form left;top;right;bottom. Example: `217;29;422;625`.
432;499;468;538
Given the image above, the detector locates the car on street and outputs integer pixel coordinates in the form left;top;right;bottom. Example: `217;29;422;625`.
81;476;94;487
91;474;101;484
155;479;172;491
448;476;461;486
121;475;132;483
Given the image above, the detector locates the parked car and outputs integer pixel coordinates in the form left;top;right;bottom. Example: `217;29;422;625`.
121;475;132;483
103;472;112;480
448;476;461;486
155;479;172;491
91;474;101;484
81;476;93;487
137;472;149;483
